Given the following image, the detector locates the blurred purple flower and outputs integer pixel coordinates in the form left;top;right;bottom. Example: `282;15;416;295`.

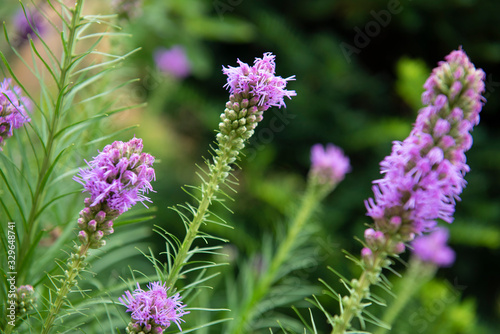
222;52;296;111
13;8;45;44
154;46;191;79
119;281;189;332
0;78;31;150
310;143;350;184
412;228;455;267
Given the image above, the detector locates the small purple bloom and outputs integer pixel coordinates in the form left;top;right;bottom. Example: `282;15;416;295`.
119;281;189;331
74;137;155;214
0;78;31;150
412;228;455;267
222;52;296;111
310;143;351;184
154;46;191;79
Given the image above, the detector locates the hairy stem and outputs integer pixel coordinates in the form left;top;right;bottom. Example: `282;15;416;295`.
165;126;240;290
331;249;387;334
230;182;325;333
41;241;90;334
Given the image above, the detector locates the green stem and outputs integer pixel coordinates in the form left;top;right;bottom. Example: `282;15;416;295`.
331;249;387;334
41;242;90;334
230;182;327;333
373;259;435;334
18;0;84;282
165;132;238;289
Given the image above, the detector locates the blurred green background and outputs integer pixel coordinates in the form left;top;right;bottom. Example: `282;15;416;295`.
2;0;500;333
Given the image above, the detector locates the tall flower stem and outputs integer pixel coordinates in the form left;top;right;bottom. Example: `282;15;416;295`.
18;0;84;282
329;49;485;334
331;246;388;334
230;182;326;333
165;105;248;289
40;241;90;334
165;53;296;290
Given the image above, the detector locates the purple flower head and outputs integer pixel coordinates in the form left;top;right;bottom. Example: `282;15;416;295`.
310;143;351;185
13;7;46;44
364;49;485;242
412;228;455;267
119;281;189;331
154;46;191;79
222;52;296;111
74;137;155;215
0;78;31;150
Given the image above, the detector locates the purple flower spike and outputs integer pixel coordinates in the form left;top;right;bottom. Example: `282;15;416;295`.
74;137;155;214
310;143;351;185
364;49;485;241
412;228;455;267
0;78;31;150
222;52;296;111
154;46;191;79
119;281;189;332
74;137;155;249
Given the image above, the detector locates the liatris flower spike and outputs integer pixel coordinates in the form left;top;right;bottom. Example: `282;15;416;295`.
119;281;189;333
74;137;155;249
165;53;295;290
332;48;485;334
412;227;455;267
310;143;351;185
364;48;485;245
42;138;156;333
0;78;31;150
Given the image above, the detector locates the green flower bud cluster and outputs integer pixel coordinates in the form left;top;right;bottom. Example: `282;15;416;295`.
15;285;36;316
213;93;265;182
217;94;263;141
77;198;119;249
125;321;164;334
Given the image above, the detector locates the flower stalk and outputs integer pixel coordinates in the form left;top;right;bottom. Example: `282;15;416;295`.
41;138;155;334
165;53;296;290
330;49;485;334
230;143;350;333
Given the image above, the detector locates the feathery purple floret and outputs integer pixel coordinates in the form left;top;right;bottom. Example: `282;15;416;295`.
222;52;296;110
364;49;485;240
119;281;189;331
412;228;455;267
0;78;31;150
74;137;155;214
310;143;351;184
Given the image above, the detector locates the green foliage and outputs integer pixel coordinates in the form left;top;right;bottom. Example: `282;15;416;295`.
1;0;499;333
0;1;154;332
395;57;430;111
